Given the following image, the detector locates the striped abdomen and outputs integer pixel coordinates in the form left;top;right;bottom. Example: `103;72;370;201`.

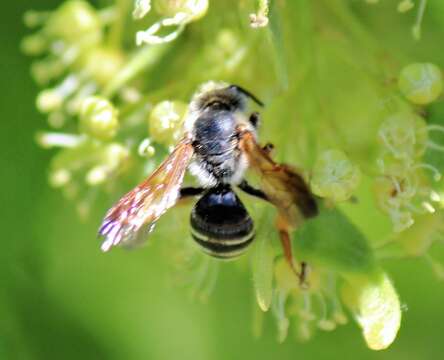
190;187;254;259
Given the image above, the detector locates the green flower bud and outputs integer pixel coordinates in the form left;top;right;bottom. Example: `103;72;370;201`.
23;10;50;28
80;47;125;86
154;0;208;21
332;311;348;325
317;319;336;331
30;59;65;85
398;63;443;105
102;143;129;167
378;112;428;160
85;165;108;185
149;100;187;146
21;34;47;56
311;149;361;202
44;0;102;45
36;89;63;113
84;142;129;185
341;271;401;350
49;168;71;187
80;96;119;140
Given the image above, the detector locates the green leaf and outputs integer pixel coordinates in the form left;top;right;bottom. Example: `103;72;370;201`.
294;205;376;274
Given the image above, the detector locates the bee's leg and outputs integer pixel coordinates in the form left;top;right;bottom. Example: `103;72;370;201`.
248;112;261;128
277;218;309;287
262;142;274;155
238;180;268;201
179;187;205;199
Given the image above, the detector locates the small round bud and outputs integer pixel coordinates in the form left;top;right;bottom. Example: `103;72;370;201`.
21;34;47;56
80;47;125;86
85;165;107;185
44;0;101;45
80;96;119;140
398;63;443;105
23;10;50;28
149;100;187;146
103;143;129;164
36;89;63;113
31;60;65;85
397;0;414;13
317;319;336;331
49;168;71;187
378;112;428;160
332;311;348;325
154;0;208;21
311;149;361;202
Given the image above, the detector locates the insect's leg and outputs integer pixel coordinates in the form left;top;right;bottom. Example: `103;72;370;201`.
238;180;268;201
262;142;274;155
248;112;261;128
277;217;309;287
179;187;205;199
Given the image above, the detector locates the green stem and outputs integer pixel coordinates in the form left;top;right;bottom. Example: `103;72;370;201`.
412;0;428;40
102;43;171;98
108;0;131;48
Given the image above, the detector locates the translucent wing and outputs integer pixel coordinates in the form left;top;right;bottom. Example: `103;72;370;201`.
99;136;194;251
239;130;318;229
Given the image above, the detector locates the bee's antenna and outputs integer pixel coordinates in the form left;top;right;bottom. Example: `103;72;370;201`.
229;85;264;107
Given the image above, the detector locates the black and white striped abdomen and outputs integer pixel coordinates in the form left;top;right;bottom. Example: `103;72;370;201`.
190;187;254;259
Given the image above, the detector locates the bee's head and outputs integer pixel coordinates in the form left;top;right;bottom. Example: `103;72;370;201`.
190;82;264;113
184;81;264;132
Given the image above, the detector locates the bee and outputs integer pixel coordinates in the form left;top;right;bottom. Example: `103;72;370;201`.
99;82;318;278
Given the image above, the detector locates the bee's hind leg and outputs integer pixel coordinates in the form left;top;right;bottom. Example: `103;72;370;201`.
277;217;309;288
238;180;268;201
179;187;205;202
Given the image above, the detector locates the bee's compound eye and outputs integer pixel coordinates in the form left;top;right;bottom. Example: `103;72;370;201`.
206;101;230;111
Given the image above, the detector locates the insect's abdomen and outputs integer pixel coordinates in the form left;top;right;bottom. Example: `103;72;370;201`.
190;187;254;259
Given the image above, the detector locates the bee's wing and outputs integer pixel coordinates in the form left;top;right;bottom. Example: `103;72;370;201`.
239;130;318;228
99;136;194;251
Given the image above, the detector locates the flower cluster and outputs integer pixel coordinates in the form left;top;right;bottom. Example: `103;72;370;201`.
375;63;444;233
23;0;444;351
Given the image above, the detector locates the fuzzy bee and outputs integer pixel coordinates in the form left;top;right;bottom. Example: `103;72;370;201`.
99;82;318;278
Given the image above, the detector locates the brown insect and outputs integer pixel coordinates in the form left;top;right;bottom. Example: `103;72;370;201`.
99;82;318;280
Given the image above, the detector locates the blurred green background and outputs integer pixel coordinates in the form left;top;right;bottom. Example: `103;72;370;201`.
2;0;444;359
